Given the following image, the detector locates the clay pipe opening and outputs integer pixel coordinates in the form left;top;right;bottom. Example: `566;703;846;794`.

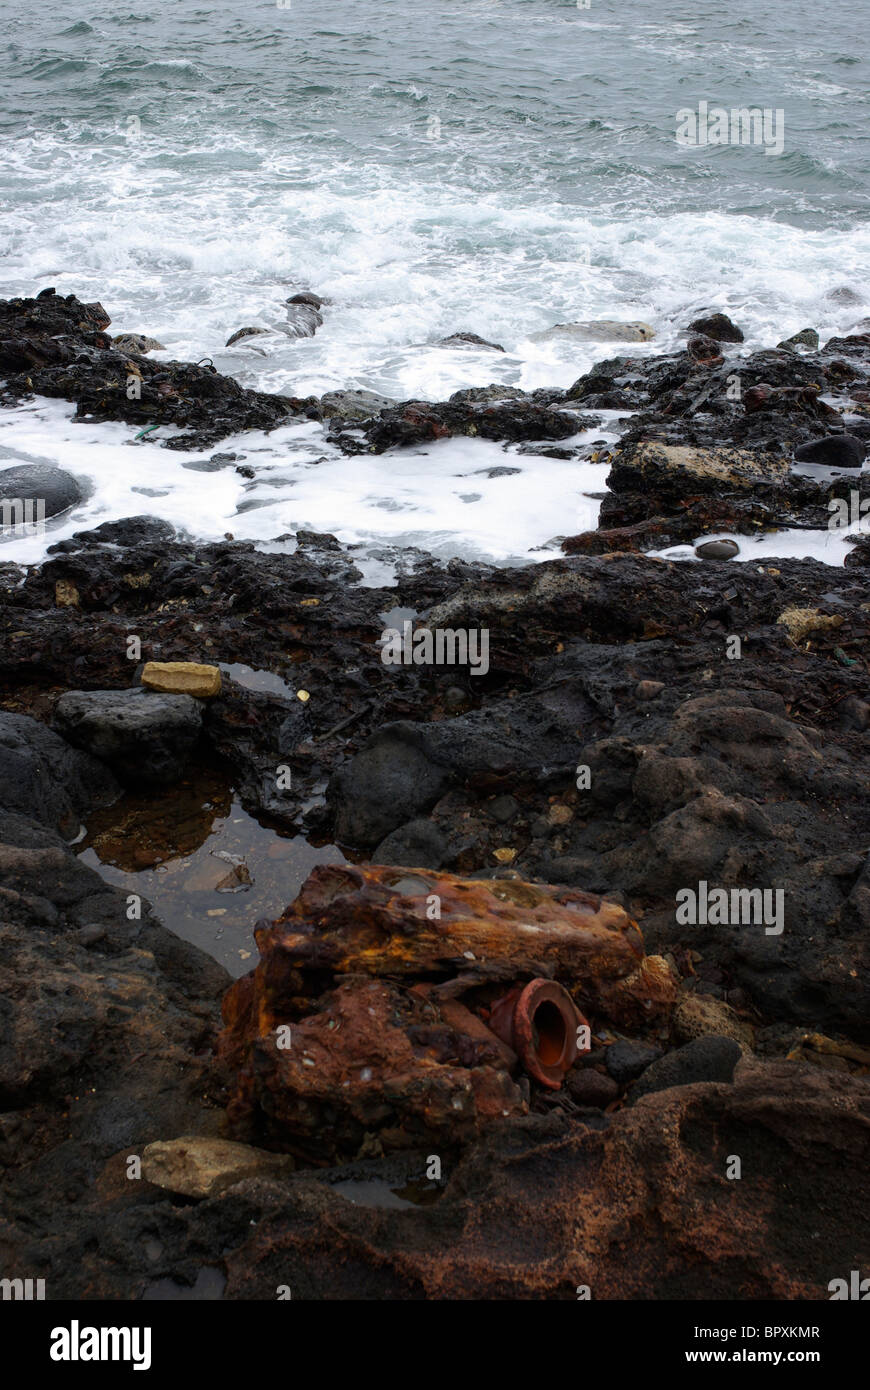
488;979;589;1091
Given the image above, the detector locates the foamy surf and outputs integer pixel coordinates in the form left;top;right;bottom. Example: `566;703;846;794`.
0;394;615;566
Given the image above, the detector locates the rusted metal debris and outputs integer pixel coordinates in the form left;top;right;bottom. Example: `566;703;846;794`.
484;979;586;1090
218;865;676;1161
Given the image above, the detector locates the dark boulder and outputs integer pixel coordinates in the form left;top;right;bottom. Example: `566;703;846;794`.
328;724;451;847
566;1068;620;1107
0;464;83;521
61;516;176;548
694;538;739;559
286;292;323;310
778;328;819;352
794;434;865;469
631;1035;743;1099
328;687;587;851
319;389;395;422
225;326;270;347
0;712;120;837
605;1040;663;1084
285;301;323;338
294;529;343;551
372;817;448;869
687;335;724;365
687;311;744;343
844;535;870;567
54;688;204;786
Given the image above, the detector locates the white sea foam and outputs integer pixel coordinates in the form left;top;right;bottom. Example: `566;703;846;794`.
3;393;866;569
3;122;868;405
648;513;869;568
0;396;611;565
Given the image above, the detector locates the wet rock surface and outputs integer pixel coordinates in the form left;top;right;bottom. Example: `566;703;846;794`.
54;687;204;786
557;332;870;548
438;332;505;351
319;388;396;421
530;319;655;343
0;290;316;450
0;725;230;1297
1;296;869;1300
328;389;589;454
1;533;868;1039
687;311;745;342
0;462;84;520
0;710;120;837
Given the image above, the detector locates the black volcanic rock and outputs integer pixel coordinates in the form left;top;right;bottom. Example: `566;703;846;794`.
688;311;745;342
0;289;315;450
54;688;204;786
0;711;120;836
0;463;83;521
794;433;866;469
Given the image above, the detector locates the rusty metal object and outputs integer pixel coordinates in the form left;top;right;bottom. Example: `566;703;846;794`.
422;992;518;1071
250;863;646;1002
222;977;528;1163
217;865;675;1161
486;980;589;1090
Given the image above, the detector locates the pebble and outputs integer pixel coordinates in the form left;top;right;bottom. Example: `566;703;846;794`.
566;1068;620;1107
76;925;106;948
694;539;739;560
605;1040;663;1085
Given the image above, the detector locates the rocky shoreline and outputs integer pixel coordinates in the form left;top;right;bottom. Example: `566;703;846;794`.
1;289;868;1300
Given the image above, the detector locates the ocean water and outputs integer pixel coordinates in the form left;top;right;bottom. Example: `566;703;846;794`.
1;0;868;564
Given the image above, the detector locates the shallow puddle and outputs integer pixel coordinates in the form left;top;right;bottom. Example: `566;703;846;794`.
142;1267;227;1301
330;1176;442;1210
77;761;345;977
218;661;299;702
